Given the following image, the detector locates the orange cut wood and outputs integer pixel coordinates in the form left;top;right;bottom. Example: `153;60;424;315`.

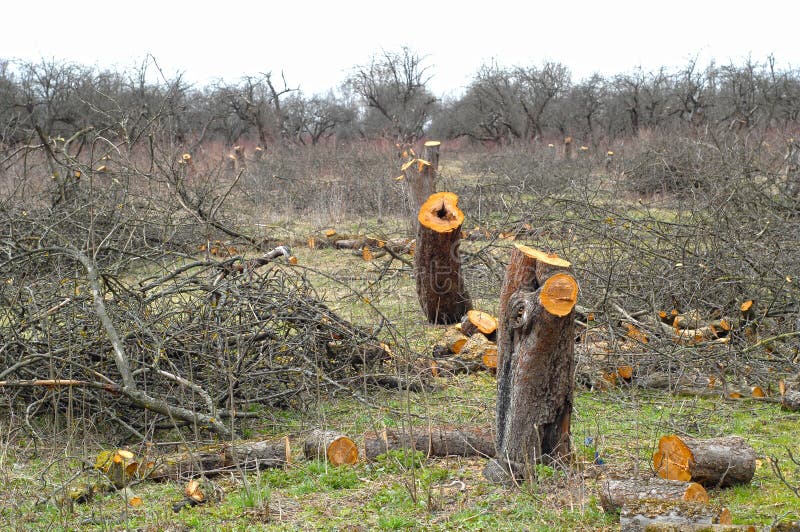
512;243;571;268
482;350;498;369
653;435;694;482
417;192;464;233
740;300;754;312
303;429;358;466
325;229;337;237
617;365;634;380
751;386;765;398
465;310;498;335
539;273;579;317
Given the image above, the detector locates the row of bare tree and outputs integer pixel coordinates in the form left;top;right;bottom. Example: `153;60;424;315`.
2;52;800;150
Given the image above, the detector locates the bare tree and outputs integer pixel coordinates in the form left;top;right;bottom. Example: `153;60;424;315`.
347;47;436;143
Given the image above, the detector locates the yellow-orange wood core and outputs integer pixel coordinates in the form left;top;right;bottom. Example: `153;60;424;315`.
653;434;694;482
327;436;358;466
452;338;468;354
617;365;634;380
741;300;754;312
513;243;572;268
482;349;498;369
683;482;710;504
418;192;464;233
466;310;498;335
539;273;579;317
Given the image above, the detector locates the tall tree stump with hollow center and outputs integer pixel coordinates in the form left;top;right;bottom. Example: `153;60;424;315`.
484;244;578;483
415;192;472;324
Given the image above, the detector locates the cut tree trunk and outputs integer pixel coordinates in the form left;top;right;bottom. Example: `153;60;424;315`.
363;426;495;460
653;435;756;488
486;244;578;483
415;192;472;324
430;333;497;376
461;310;498;341
150;437;291;480
303;429;358;465
599;477;708;511
620;500;733;532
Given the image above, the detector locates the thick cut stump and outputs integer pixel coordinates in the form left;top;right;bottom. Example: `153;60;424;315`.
653;435;756;488
486;245;577;482
599;477;708;511
303;429;358;465
415;192;472;324
363;426;495;460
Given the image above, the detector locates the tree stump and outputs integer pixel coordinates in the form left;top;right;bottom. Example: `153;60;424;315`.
653;435;756;488
415;192;472;324
303;429;358;465
363;426;495;460
599;477;708;511
485;244;578;483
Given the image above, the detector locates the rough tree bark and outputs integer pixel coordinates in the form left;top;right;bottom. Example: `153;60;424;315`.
363;425;495;460
484;244;578;483
599;477;708;511
404;140;441;210
415;192;472;324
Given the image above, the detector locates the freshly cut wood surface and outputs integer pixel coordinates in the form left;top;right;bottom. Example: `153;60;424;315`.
303;429;358;465
653;435;755;487
415;192;471;324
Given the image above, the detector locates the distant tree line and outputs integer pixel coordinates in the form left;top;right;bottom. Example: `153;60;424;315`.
1;50;799;150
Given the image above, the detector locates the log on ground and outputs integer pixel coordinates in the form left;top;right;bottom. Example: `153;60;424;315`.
599;477;708;511
150;437;291;480
460;310;498;341
363;426;495;460
620;500;733;532
415;192;472;324
303;429;358;465
653;435;756;488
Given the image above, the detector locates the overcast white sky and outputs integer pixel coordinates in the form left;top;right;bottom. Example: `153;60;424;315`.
2;1;798;97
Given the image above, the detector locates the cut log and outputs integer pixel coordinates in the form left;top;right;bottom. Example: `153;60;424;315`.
415;192;472;324
460;310;498;341
487;244;577;482
782;390;800;411
429;333;497;376
599;477;708;511
432;328;470;358
303;429;358;465
482;350;498;371
653;435;756;488
640;525;756;531
620;500;733;532
150;437;291;480
363;426;495;461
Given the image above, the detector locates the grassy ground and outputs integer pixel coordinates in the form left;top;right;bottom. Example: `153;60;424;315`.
1;220;799;531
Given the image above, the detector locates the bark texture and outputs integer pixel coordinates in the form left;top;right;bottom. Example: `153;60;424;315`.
599;477;708;511
415;192;471;324
487;245;577;482
363;426;495;460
